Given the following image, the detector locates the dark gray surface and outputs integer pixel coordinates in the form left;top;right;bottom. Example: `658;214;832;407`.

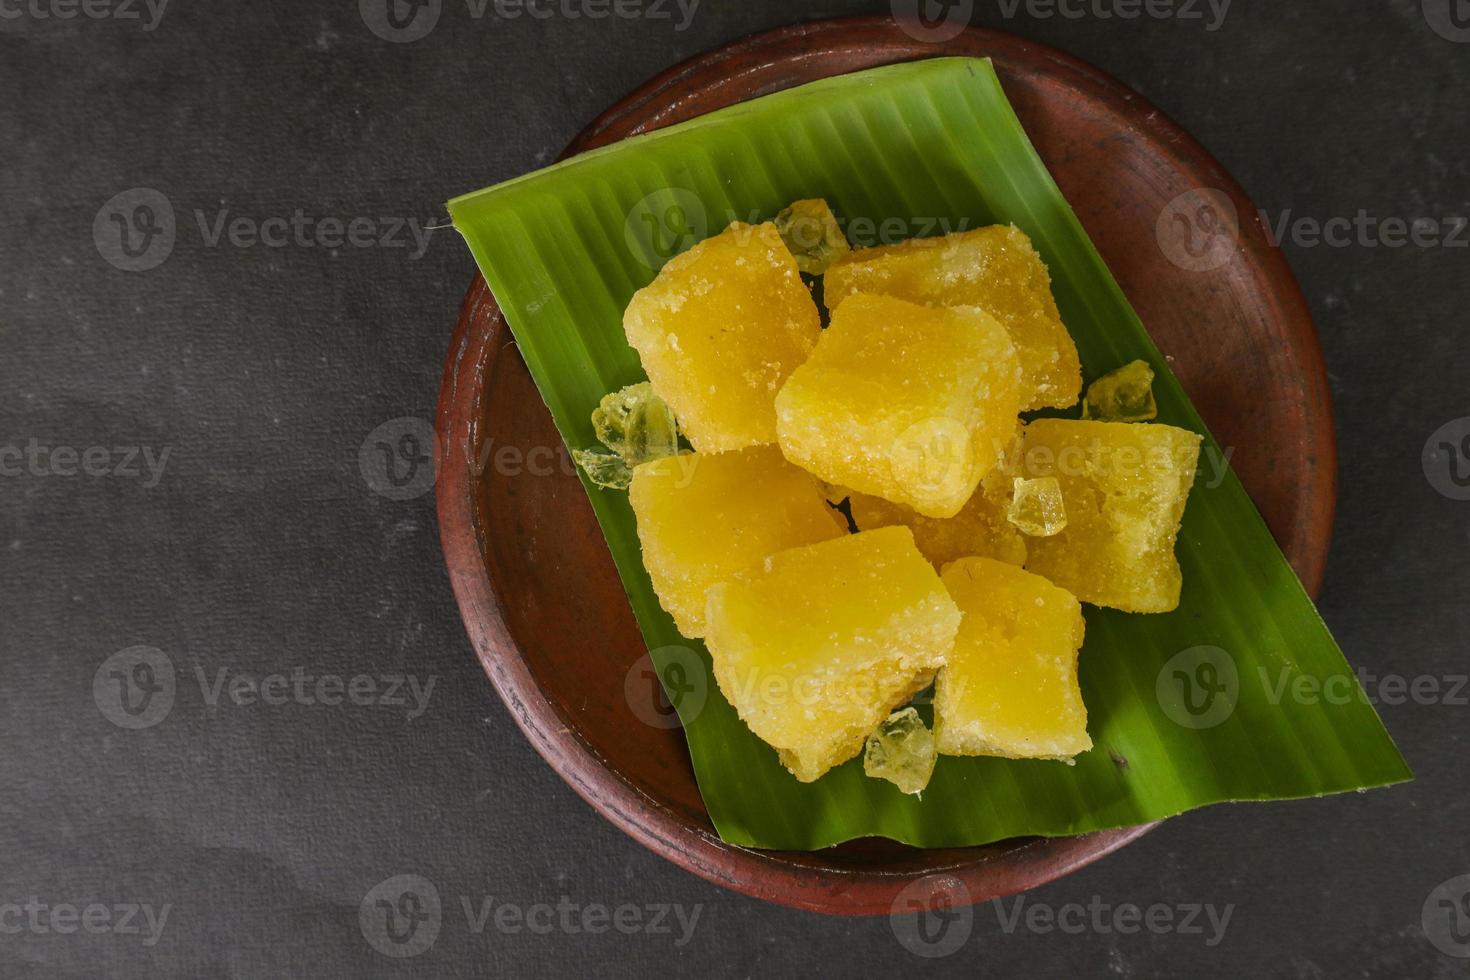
3;0;1467;976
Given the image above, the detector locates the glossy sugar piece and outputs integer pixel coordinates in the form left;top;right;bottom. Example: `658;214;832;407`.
774;293;1021;519
863;707;937;796
775;199;850;275
824;225;1082;411
704;527;961;783
572;449;632;490
624;221;822;452
591;382;680;465
1007;476;1067;537
1019;419;1203;613
935;557;1091;761
1082;359;1158;422
845;475;1027;569
573;382;681;489
629;446;846;639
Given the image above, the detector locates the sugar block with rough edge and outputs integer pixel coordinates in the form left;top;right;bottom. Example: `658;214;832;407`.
623;221;821;452
845;478;1026;570
1019;419;1203;613
774;293;1021;519
935;556;1091;761
629;446;846;639
703;527;960;783
864;707;938;796
824;225;1082;411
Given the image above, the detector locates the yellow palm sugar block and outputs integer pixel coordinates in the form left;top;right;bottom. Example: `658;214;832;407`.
623;221;822;452
845;478;1027;569
935;557;1091;760
824;225;1082;411
629;446;846;639
1019;419;1203;613
704;527;960;783
774;293;1021;520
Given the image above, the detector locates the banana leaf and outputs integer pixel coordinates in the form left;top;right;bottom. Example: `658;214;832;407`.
447;57;1410;850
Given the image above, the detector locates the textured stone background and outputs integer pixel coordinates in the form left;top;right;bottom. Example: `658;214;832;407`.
3;0;1467;975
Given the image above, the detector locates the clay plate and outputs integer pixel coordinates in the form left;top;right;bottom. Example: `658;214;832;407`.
435;17;1335;916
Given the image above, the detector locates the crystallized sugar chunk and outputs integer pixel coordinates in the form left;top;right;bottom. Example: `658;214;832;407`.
824;225;1082;411
1082;360;1158;422
775;198;850;275
935;557;1091;761
864;707;938;795
844;476;1027;570
775;293;1021;519
629;445;846;638
624;221;822;452
1018;419;1203;613
1007;476;1067;537
703;527;960;782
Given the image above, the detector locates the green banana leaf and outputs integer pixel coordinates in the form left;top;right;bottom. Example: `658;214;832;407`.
447;57;1410;850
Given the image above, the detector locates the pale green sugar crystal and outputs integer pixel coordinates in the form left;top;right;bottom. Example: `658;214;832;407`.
576;382;681;488
591;382;680;465
572;449;632;490
1008;476;1067;537
1082;359;1158;423
864;706;937;796
775;199;851;275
